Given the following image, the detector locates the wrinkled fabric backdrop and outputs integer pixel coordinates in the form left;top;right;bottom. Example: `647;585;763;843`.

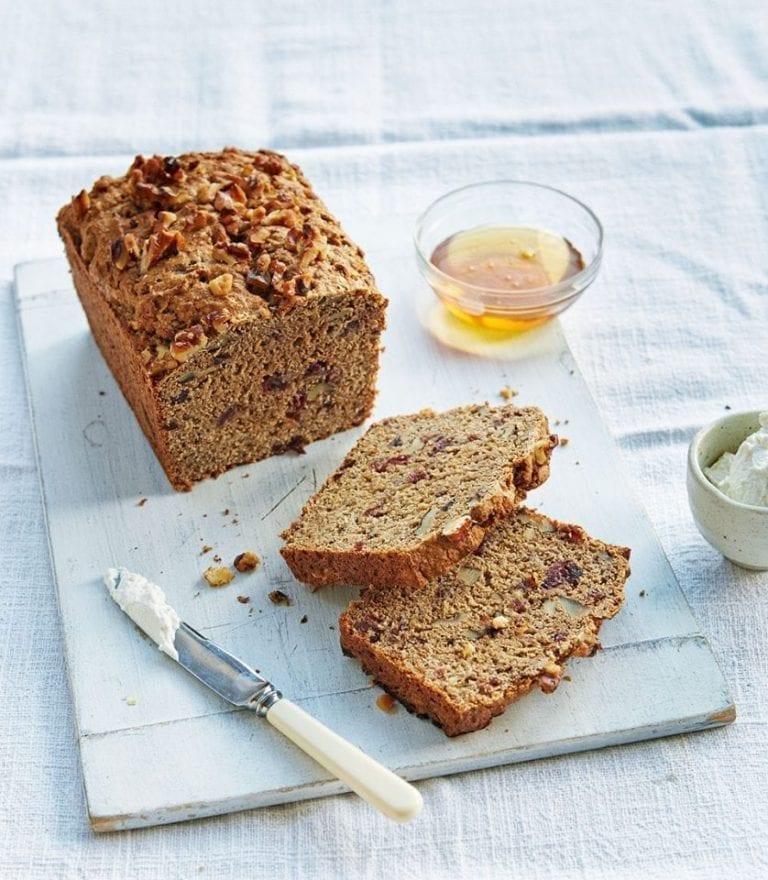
1;2;767;878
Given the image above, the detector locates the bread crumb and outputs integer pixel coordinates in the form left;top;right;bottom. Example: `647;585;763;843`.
300;614;308;624
236;595;250;604
268;589;292;606
639;589;646;597
200;545;213;555
126;697;137;706
137;498;147;507
376;693;398;714
499;386;518;401
234;551;260;572
204;566;235;587
559;437;569;447
213;554;222;563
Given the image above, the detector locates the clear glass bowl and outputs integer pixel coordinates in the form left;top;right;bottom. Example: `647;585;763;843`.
414;180;603;333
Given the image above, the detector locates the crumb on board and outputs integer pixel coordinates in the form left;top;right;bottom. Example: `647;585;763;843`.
559;437;569;446
234;551;260;572
137;498;147;507
204;566;235;587
639;589;646;597
125;697;137;706
98;390;106;396
213;554;222;563
222;508;230;516
499;385;518;401
243;473;250;479
268;589;292;606
236;595;250;604
300;614;308;624
200;545;213;555
376;693;398;714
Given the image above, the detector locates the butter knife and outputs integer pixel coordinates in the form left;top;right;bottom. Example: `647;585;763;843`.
105;567;422;823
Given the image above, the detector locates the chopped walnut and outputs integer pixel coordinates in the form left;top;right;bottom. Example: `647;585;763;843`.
207;307;231;334
208;273;234;297
139;227;184;274
170;325;208;362
73;189;91;218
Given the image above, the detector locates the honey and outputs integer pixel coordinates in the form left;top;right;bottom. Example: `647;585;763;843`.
430;226;584;332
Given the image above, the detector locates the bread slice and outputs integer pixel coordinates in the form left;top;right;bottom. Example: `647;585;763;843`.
281;404;557;589
339;509;630;736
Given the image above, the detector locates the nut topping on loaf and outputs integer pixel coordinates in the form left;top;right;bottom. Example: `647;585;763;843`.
339;509;631;736
281;404;557;589
57;148;387;490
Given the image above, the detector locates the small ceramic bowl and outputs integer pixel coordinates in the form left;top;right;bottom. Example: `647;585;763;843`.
687;410;768;570
413;180;603;332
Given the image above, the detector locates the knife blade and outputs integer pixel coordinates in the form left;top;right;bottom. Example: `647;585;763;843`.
105;567;422;822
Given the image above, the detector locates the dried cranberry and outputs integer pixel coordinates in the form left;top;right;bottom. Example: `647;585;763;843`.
542;560;583;589
288;391;306;416
430;436;455;454
305;360;327;377
163;156;182;178
372;454;410;473
407;469;429;484
262;373;288;392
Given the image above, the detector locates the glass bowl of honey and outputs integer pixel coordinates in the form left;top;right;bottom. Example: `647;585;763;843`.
414;181;603;333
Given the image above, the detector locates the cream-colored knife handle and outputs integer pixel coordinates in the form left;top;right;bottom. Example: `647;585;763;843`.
266;697;423;822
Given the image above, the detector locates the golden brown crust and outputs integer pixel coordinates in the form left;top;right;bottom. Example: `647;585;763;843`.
339;508;631;736
280;405;556;589
57;148;387;490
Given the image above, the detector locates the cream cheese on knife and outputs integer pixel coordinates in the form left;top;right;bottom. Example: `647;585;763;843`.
105;567;181;660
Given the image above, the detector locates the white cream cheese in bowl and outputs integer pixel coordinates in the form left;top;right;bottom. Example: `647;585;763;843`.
105;567;181;660
687;410;768;570
705;413;768;507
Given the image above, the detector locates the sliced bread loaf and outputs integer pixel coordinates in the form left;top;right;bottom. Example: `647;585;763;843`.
281;404;556;589
338;509;630;736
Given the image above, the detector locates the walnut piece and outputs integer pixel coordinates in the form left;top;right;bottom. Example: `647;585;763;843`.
170;325;208;362
208;273;234;297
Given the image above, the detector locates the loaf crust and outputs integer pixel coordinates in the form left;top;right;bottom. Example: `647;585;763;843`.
339;509;630;736
281;405;557;589
57;149;387;489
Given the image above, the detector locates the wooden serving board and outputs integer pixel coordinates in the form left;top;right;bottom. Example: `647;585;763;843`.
15;235;733;831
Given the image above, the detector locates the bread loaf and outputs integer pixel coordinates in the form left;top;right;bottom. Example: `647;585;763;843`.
57;148;387;490
281;404;556;589
339;509;630;735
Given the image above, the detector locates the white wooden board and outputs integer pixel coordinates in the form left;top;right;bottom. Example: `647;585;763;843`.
15;237;734;832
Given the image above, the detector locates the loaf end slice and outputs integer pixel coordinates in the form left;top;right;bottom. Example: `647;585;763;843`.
57;148;386;490
339;509;630;736
281;404;556;588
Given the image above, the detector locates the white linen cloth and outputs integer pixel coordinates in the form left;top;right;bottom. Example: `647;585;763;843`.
1;2;767;878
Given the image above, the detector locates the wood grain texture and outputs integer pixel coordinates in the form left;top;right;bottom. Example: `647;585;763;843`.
14;239;734;831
